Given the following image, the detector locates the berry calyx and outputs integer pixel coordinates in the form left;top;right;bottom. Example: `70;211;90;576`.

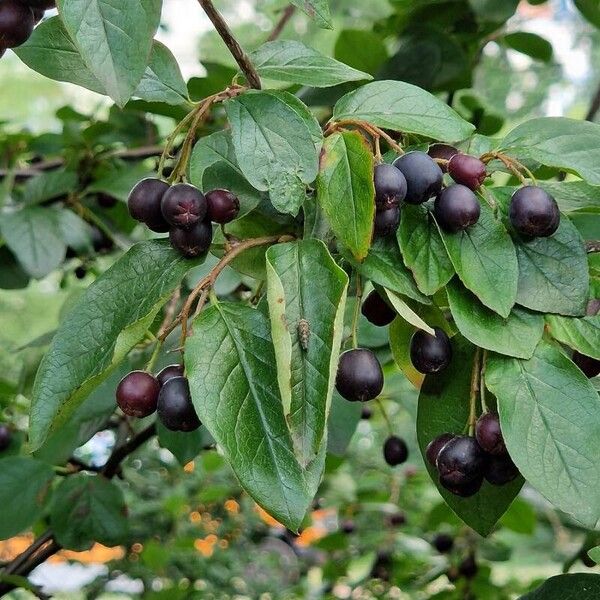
448;154;487;190
475;412;506;456
484;453;519;486
428;144;459;172
409;327;452;374
434;184;481;233
157;376;201;432
127;178;170;233
0;425;12;451
425;433;455;467
116;371;160;418
361;290;396;327
335;348;384;402
156;364;184;387
161;183;207;229
0;0;34;48
374;206;400;237
393;151;443;204
432;533;454;553
509;186;560;238
436;435;486;487
169;220;212;258
373;163;407;208
383;435;409;466
205;189;240;224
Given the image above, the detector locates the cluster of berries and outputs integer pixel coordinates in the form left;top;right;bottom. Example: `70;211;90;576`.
127;178;239;258
425;412;519;497
373;144;560;240
116;366;201;433
0;0;54;57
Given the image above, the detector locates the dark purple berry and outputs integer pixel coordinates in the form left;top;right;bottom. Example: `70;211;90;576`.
361;290;396;327
20;0;56;8
393;151;443;204
410;327;452;374
458;555;478;579
169;220;212;258
509;186;560;238
161;183;207;229
436;436;486;486
374;163;407;208
448;154;487;190
116;371;160;418
32;8;44;23
157;376;201;432
156;364;184;387
434;184;481;233
383;435;409;466
573;353;600;378
425;433;455;467
74;266;87;279
484;454;519;486
341;520;355;534
205;189;240;224
127;178;170;233
335;348;384;402
432;533;454;553
388;512;406;527
0;0;34;48
374;206;400;237
97;193;118;209
361;407;373;420
475;413;505;456
428;144;459;172
0;425;12;451
440;474;484;497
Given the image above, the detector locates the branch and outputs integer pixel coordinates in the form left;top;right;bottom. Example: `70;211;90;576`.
197;0;262;89
101;423;157;478
267;5;296;42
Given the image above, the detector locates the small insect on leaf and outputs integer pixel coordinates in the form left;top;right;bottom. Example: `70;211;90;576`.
298;319;310;351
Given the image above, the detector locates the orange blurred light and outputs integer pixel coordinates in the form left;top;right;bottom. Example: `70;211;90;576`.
224;499;239;514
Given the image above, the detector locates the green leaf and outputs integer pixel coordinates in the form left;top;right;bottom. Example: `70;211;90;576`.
486;341;600;529
185;303;313;530
520;574;600;599
56;0;162;107
575;0;600;28
417;337;523;536
316;131;374;261
384;289;434;335
447;280;544;359
545;314;600;360
327;392;361;456
289;0;332;29
225;91;320;216
501;32;553;62
56;209;94;253
500;118;600;185
589;546;600;564
30;240;198;451
389;318;425;388
344;236;429;304
87;162;154;203
334;30;388;75
266;240;348;466
189;131;240;185
438;201;518;318
0;457;54;539
51;474;128;551
397;204;454;296
468;0;519;22
20;169;78;206
157;422;211;467
250;40;370;87
537;180;600;214
0;207;65;278
333;80;475;141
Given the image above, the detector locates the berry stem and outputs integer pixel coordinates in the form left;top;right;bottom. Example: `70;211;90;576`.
351;272;363;349
468;347;482;436
266;4;296;42
146;339;163;372
480;350;489;414
376;398;393;435
326;119;404;155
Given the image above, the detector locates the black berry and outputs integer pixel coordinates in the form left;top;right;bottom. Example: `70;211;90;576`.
434;184;481;233
91;227;114;253
341;520;355;534
475;413;505;456
360;406;373;420
458;555;478;579
373;163;407;208
32;8;44;23
20;0;56;8
156;364;184;387
161;183;207;229
448;154;487;190
428;144;459;172
361;290;396;327
432;533;454;554
388;512;406;527
573;352;600;379
374;206;400;237
425;433;455;467
509;186;560;238
484;453;519;486
410;327;452;374
116;371;160;418
127;178;170;233
205;189;240;224
383;435;409;466
0;425;12;451
169;220;212;258
0;0;34;48
157;376;201;432
436;436;486;487
393;151;443;204
440;474;484;498
74;266;87;279
97;193;118;209
335;348;384;402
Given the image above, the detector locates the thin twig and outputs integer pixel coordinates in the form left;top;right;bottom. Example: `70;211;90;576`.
467;348;482;436
266;5;296;41
351;273;362;349
197;0;262;89
585;80;600;122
